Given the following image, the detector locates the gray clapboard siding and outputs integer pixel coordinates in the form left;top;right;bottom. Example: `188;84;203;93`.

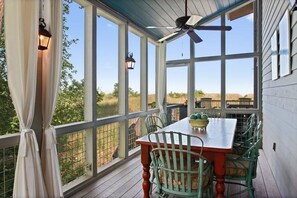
262;49;272;68
262;73;271;83
290;39;297;56
264;84;297;99
291;11;297;29
263;71;297;88
262;63;272;78
292;55;297;69
291;11;297;69
262;0;297;196
262;1;286;45
263;107;297;195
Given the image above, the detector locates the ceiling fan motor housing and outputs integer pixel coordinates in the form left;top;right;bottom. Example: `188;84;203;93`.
175;16;191;28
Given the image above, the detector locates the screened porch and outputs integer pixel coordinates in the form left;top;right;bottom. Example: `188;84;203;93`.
1;0;297;197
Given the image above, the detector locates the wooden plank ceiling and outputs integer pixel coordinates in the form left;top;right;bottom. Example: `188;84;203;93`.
97;0;251;41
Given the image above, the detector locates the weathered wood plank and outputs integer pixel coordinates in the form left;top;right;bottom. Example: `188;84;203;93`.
226;180;241;197
254;161;268;198
78;156;141;198
258;150;281;198
70;150;279;198
121;177;143;198
107;168;143;198
94;165;143;197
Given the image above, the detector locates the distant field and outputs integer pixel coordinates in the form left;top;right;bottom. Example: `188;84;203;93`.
165;93;254;104
98;93;254;114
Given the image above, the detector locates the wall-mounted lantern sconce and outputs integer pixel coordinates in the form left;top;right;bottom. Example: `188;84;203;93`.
125;52;136;69
38;18;52;50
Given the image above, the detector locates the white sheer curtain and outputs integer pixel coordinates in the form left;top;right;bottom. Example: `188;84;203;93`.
41;0;63;197
157;42;167;113
4;1;48;197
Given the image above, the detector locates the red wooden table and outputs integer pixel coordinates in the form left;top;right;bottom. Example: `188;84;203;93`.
136;117;237;198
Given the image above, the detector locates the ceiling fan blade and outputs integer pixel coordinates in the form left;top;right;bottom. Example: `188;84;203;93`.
194;26;232;31
158;31;180;42
187;30;202;43
146;26;176;29
186;15;203;26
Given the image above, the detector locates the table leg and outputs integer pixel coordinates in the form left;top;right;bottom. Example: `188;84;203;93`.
214;153;226;198
140;145;151;198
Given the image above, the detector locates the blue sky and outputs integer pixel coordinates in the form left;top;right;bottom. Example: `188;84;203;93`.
66;2;254;96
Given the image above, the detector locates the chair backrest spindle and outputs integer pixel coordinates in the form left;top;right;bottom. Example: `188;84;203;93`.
148;131;213;197
145;115;165;133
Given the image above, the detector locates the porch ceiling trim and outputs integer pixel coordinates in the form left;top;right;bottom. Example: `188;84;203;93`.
96;0;254;42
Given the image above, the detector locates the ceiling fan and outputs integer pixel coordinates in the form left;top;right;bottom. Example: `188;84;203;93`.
147;0;232;43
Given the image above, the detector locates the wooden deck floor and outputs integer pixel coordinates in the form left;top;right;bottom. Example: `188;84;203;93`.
70;150;281;198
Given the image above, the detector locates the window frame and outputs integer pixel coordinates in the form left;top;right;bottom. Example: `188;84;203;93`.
165;6;260;117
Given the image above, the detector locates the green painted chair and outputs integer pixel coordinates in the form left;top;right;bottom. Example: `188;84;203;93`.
145;115;164;133
148;131;213;197
159;112;172;127
234;113;256;144
225;121;262;198
232;120;260;155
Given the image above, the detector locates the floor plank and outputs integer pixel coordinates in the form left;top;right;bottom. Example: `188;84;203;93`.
96;166;143;197
82;156;141;198
121;176;142;198
70;149;280;198
226;180;241;197
87;161;142;197
258;150;281;198
254;159;268;198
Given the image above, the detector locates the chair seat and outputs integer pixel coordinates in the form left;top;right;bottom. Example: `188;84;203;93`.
159;160;212;190
225;154;250;177
232;143;250;155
